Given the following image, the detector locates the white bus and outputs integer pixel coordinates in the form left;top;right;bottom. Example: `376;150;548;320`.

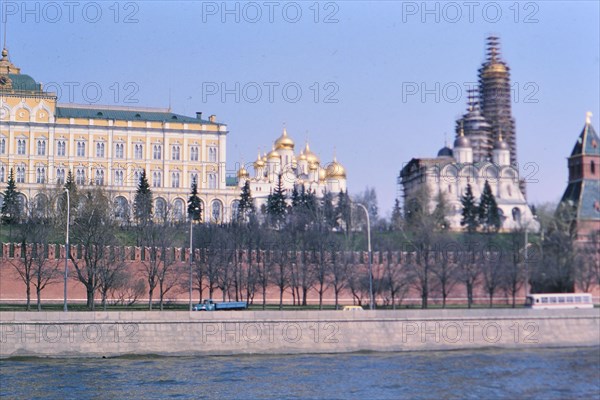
525;293;594;309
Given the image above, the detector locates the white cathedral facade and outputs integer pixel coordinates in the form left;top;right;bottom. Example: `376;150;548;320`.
236;128;347;210
400;130;539;232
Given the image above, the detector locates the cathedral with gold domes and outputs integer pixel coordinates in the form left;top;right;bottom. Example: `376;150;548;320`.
236;128;347;209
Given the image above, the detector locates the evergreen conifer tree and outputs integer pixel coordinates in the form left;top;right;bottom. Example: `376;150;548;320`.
237;180;255;223
266;174;287;227
133;170;153;225
460;183;479;233
478;180;501;232
187;179;202;221
1;168;21;224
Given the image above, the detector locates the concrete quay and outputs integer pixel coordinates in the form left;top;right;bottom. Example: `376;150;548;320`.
1;309;598;358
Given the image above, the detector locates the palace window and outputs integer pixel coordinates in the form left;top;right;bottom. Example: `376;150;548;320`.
0;165;4;182
95;169;105;185
171;172;180;188
190;173;198;186
208;173;217;189
190;146;199;161
134;144;143;159
208;147;217;162
96;142;105;158
57;140;66;156
0;138;5;154
76;168;86;185
17;139;26;155
211;200;222;222
114;170;124;186
115;143;124;159
172;145;180;161
592;160;596;175
153;145;162;160
37;140;46;156
77;142;85;157
152;171;162;188
16;166;25;183
56;168;66;185
36;167;46;184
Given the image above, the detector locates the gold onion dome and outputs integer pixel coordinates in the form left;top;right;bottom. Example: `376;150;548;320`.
304;142;320;164
237;166;250;178
309;162;319;171
274;128;295;150
298;150;307;161
326;158;346;179
253;151;265;167
267;147;281;159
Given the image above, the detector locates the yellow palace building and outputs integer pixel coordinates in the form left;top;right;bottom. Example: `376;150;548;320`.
0;48;238;223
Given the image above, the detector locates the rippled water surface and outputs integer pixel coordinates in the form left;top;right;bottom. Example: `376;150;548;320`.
1;347;599;399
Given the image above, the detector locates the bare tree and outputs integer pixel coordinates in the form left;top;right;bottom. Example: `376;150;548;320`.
381;252;410;309
70;187;116;310
431;243;458;308
455;239;482;308
97;247;128;310
329;251;351;309
481;247;503;307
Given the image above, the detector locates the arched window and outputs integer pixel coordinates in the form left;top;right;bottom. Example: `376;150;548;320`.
95;169;104;185
0;138;5;154
76;168;86;185
114;196;129;220
208;147;217;162
190;146;199;161
134;144;143;159
172;145;180;160
171;172;180;188
36;167;46;183
17;139;26;155
96;142;105;157
155;198;167;220
173;199;185;221
211;200;222;223
56;168;66;185
57;140;66;156
37;140;46;155
153;171;162;187
591;160;596;175
77;142;85;157
153;145;162;160
512;207;521;222
114;170;124;186
208;173;217;189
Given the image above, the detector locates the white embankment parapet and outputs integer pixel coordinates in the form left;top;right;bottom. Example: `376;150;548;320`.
0;309;598;358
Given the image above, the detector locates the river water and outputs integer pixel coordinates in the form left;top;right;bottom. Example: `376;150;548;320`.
1;347;598;399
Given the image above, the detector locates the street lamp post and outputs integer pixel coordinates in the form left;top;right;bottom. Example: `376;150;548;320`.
356;203;374;310
189;208;199;311
63;188;70;312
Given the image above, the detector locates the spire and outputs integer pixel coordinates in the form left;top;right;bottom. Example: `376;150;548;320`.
586;111;593;125
460;120;465;136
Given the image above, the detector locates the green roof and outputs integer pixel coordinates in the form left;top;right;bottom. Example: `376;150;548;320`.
226;176;238;187
7;73;42;91
55;106;220;125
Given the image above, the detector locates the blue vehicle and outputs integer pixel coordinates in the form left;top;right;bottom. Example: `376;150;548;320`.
193;299;248;311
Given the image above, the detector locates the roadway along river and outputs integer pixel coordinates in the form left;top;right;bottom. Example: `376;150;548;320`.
1;347;598;399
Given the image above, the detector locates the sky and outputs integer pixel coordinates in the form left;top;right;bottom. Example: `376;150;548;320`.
1;0;599;217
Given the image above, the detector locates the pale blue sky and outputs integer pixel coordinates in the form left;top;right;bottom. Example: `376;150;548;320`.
2;1;599;216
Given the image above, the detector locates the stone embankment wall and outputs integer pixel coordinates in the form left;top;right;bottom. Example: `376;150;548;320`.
1;309;598;358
